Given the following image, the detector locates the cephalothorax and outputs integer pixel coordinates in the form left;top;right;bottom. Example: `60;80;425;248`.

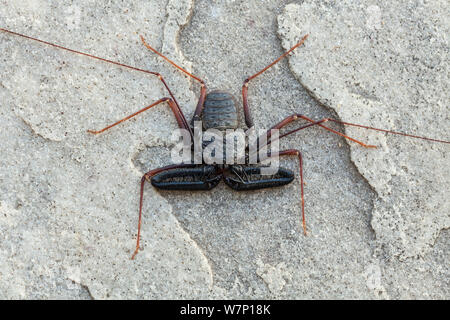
1;28;448;260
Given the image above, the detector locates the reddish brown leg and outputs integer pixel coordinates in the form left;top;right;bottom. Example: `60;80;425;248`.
259;149;306;235
87;97;192;136
267;114;377;148
265;114;450;146
242;34;309;128
0;28;187;122
131;163;195;260
255;116;449;236
326;119;450;144
250;115;375;160
140;36;207;125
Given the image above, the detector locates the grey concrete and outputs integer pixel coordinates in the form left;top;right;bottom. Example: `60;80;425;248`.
0;0;448;299
278;1;449;261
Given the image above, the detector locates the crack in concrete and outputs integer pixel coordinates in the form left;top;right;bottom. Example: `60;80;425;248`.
156;0;214;288
277;2;449;261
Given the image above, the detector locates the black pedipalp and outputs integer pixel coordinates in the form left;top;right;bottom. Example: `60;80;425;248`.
151;165;222;191
224;166;294;191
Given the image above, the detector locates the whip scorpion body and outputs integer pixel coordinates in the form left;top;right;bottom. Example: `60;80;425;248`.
1;28;448;259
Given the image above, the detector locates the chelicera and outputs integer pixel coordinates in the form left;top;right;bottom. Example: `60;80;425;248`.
1;28;448;260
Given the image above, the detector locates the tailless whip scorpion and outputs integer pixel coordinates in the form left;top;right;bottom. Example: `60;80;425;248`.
1;27;448;260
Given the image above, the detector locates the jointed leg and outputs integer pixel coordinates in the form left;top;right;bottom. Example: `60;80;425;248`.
266;114;449;146
87;97;192;137
0;28;186;125
250;114;375;156
267;114;377;148
259;149;306;235
253;114;449;236
131;163;195;260
242;34;309;128
326;119;450;144
140;36;207;125
190;85;208;125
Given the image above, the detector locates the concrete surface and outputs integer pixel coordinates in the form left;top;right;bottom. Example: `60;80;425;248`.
0;0;448;299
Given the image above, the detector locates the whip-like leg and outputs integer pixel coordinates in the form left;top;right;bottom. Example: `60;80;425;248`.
87;97;192;136
242;35;309;128
263;114;450;148
256;149;306;235
0;28;189;127
131;164;196;260
140;36;207;126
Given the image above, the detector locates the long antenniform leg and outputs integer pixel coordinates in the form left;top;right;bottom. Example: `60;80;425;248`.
248;117;373;162
0;28;191;131
255;117;449;235
258;149;306;234
265;114;450;146
132;164;196;260
139;35;207;125
242;34;309;128
268;114;376;148
87;97;192;136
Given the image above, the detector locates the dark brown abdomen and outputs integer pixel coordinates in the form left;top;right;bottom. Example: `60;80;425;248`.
202;90;238;130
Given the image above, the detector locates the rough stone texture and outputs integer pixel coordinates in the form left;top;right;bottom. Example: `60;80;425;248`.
278;1;449;260
0;0;448;299
0;0;211;300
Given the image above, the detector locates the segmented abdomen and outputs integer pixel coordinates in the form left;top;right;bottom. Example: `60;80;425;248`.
202;90;238;130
